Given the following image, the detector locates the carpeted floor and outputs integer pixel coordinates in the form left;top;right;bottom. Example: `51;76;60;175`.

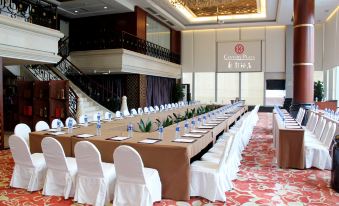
0;113;338;205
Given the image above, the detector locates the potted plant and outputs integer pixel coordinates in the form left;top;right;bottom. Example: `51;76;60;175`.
314;81;324;102
172;84;184;102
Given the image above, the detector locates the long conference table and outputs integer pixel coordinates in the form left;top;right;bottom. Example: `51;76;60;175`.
272;109;305;169
29;104;248;201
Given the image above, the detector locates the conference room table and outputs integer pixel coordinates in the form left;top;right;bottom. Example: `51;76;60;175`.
272;109;305;169
29;104;248;200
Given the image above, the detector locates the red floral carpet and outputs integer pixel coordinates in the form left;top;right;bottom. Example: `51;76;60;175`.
1;113;338;205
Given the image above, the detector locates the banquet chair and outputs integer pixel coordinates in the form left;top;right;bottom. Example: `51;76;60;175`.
154;106;160;112
167;104;172;110
113;145;161;205
122;110;130;117
65;117;77;127
104;112;113;120
131;108;138;116
149;106;156;113
35;121;50;131
164;104;168;110
160;105;165;111
171;103;176;108
304;117;326;140
138;108;143;115
322;123;336;149
51;119;64;129
78;114;88;124
115;111;122;119
305;113;319;133
9;135;47;191
74;141;116;206
174;103;179;108
296;108;305;124
189;134;231;202
144;107;150;114
41;137;77;199
14;123;31;146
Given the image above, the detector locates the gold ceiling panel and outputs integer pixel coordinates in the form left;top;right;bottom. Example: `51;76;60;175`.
176;0;259;17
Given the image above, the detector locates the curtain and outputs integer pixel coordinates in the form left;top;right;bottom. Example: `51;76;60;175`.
147;75;175;106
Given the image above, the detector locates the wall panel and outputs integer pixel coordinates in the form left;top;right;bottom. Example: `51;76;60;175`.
266;27;286;73
216;28;240;42
193;30;216;72
181;31;194;72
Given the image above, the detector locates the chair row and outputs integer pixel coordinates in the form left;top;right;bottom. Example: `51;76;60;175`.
189;105;260;202
9;135;162;206
304;112;336;170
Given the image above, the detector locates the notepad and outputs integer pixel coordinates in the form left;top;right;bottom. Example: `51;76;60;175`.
286;126;302;129
208;121;222;124
47;128;58;132
63;126;77;129
107;136;130;141
198;126;214;129
138;139;161;144
173;138;196;143
48;131;66;136
217;117;228;119
204;123;218;126
76;134;95;138
190;129;208;133
182;134;203;138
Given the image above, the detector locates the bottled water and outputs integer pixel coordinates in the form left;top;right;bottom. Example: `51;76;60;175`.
96;121;101;136
108;113;112;121
97;112;101;122
175;123;180;139
127;122;133;138
202;115;207;125
184;120;189;134
191;118;196;129
158;124;164;139
197;117;201;127
57;119;61;132
67;119;73;134
84;114;88;127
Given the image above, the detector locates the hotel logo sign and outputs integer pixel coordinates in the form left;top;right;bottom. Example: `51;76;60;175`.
217;41;262;72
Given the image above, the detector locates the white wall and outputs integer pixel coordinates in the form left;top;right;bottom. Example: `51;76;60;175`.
182;26;286;73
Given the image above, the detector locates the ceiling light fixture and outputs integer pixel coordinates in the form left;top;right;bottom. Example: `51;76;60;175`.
104;6;108;9
74;10;78;13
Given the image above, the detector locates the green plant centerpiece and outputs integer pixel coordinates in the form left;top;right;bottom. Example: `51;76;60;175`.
137;118;156;132
172;84;185;102
314;81;324;102
156;115;173;128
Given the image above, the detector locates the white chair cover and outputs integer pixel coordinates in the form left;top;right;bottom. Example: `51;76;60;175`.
122;110;130;117
35;121;50;131
171;103;176;108
41;137;77;199
78;115;87;124
154;106;160;112
51;119;64;129
131;109;138;116
113;145;161;205
74;141;116;206
160;105;165;111
138;108;143;115
65;117;77;126
14;123;31;146
115;111;122;119
323;123;336;149
144;107;150;114
104;112;113;120
149;106;155;113
9;135;46;191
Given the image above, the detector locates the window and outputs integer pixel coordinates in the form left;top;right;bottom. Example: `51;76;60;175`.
217;73;239;104
194;72;215;103
241;72;264;105
146;17;170;50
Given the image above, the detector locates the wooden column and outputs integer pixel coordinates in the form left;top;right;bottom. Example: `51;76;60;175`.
291;0;314;118
0;57;3;149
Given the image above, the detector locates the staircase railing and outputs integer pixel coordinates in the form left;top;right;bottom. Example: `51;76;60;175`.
25;64;78;119
69;30;181;64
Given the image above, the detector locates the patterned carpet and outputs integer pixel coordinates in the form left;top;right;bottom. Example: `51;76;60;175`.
0;113;338;205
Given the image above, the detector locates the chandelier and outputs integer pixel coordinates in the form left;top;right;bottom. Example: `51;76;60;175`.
169;0;237;8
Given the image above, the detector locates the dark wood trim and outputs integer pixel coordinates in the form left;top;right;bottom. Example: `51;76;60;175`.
0;57;4;150
135;6;147;40
170;29;181;55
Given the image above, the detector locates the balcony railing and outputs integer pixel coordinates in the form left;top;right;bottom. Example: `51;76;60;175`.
0;0;58;29
70;31;181;64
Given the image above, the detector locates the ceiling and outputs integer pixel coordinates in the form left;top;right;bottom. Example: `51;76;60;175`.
56;0;339;30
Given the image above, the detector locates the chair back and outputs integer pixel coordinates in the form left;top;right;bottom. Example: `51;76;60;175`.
167;104;172;109
154;106;160;112
14;123;31;145
122;110;130;116
323;123;337;149
65;117;77;127
131;109;138;116
115;111;122;118
41;137;69;171
305;113;314;130
74;141;104;177
51;119;64;128
175;103;178;108
309;114;319;133
144;107;150;113
171;103;176;108
78;115;87;124
35;121;50;131
138;108;143;115
217;134;234;172
113;145;146;184
9;135;34;167
314;117;326;139
149;106;155;113
105;112;113;120
320;122;332;142
160;105;165;111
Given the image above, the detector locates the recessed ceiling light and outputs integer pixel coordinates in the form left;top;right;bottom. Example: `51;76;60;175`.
74;10;78;13
325;9;329;13
104;6;107;9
